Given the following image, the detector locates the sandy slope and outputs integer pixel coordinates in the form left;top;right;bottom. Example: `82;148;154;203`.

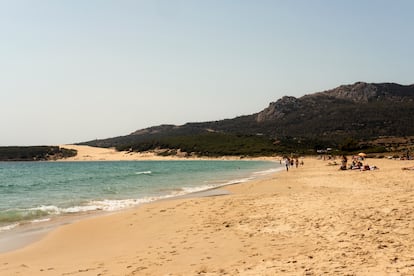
1;157;414;275
58;145;259;161
59;144;166;161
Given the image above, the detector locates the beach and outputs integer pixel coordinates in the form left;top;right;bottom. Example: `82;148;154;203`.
1;156;413;275
58;145;173;161
58;145;270;161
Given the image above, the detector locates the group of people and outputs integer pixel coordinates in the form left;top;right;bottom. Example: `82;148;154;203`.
282;157;304;171
340;155;378;171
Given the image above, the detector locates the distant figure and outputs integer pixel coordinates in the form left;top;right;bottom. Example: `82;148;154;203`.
340;155;348;170
295;158;299;168
300;160;304;166
285;158;290;171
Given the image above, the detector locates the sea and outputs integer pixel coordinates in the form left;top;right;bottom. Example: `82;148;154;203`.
0;160;281;233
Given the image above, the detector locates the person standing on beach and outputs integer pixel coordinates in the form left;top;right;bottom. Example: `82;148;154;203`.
284;158;290;171
340;155;348;170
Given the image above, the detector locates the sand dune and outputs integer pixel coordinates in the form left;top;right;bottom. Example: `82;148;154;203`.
59;144;165;161
1;157;413;275
59;145;256;161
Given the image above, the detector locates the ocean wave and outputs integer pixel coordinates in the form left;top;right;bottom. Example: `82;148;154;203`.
30;218;51;224
135;171;152;175
223;177;254;185
252;167;283;175
61;198;153;213
180;169;275;195
0;198;156;230
0;223;19;232
29;205;60;213
0;218;52;233
180;185;216;194
0;208;52;224
180;178;253;194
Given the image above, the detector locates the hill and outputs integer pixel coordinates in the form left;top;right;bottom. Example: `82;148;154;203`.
81;82;414;156
0;146;77;161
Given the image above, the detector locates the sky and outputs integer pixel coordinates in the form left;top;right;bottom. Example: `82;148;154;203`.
1;0;413;146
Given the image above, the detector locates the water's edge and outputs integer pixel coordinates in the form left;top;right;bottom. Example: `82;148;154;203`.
0;163;283;254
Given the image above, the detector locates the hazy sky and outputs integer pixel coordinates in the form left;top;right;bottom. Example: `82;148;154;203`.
1;0;413;146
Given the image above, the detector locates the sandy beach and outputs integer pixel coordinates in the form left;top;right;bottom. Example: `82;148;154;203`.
58;145;262;161
58;145;174;161
1;156;413;275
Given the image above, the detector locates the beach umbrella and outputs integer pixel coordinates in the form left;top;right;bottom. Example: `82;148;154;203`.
358;152;367;157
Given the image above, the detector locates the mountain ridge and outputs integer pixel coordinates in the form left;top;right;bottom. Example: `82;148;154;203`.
81;82;414;155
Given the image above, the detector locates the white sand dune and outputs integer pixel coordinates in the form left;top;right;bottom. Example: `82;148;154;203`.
59;144;164;161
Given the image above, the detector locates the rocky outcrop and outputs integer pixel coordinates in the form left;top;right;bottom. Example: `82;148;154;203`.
319;82;379;103
255;82;414;123
317;82;414;103
256;96;301;122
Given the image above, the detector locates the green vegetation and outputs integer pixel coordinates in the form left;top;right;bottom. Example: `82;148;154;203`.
82;131;407;157
0;146;77;161
115;133;280;157
337;138;388;154
93;132;392;157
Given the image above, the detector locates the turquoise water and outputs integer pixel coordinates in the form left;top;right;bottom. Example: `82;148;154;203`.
0;160;280;231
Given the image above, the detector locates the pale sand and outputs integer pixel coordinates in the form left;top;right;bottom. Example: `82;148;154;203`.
59;144;171;161
59;145;265;161
1;157;414;275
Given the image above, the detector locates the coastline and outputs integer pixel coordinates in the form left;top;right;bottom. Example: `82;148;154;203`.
0;159;280;254
0;187;234;254
1;157;413;275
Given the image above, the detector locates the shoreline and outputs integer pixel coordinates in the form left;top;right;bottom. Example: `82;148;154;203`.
0;187;234;254
1;157;413;275
0;161;281;254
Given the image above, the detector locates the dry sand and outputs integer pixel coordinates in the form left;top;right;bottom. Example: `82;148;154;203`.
59;144;170;161
1;157;414;275
58;145;257;161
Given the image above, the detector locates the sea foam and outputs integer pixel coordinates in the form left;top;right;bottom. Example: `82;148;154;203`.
135;171;152;175
0;223;19;232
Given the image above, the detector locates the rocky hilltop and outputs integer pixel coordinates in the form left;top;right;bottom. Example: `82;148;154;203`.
253;82;414;139
318;82;413;102
257;82;414;122
81;82;414;155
